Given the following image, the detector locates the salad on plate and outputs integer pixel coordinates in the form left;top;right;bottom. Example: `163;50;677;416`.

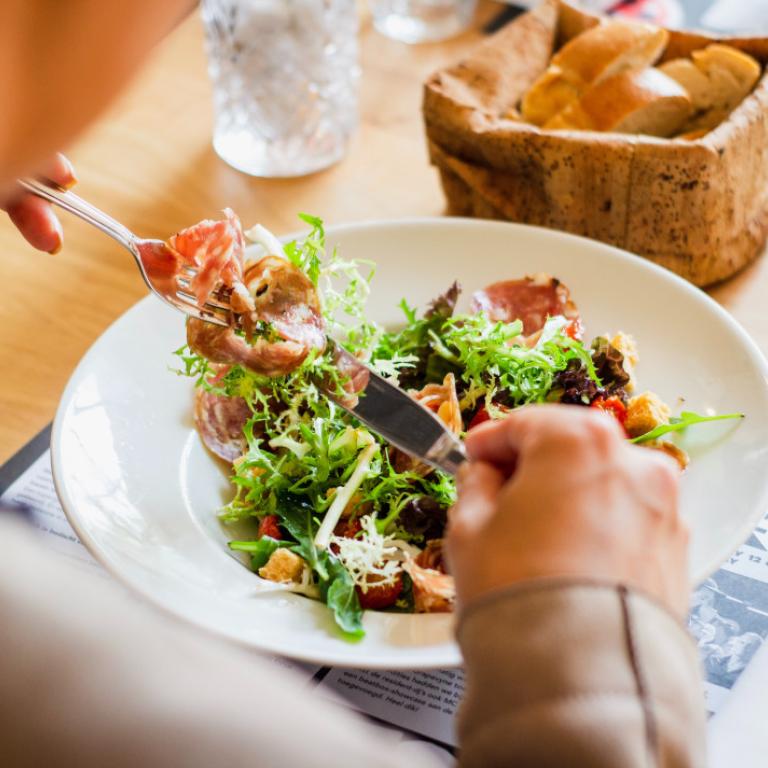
165;211;741;639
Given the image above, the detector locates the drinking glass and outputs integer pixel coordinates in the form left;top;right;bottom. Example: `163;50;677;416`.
201;0;360;178
369;0;477;43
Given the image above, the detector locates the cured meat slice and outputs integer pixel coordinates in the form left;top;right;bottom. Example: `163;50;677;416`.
194;387;250;462
186;257;325;377
471;273;579;336
187;320;311;378
415;539;449;573
241;256;325;351
393;374;462;475
411;373;462;435
403;560;455;613
169;208;248;309
326;344;371;409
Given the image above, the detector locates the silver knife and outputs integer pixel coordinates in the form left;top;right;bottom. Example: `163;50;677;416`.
320;340;467;476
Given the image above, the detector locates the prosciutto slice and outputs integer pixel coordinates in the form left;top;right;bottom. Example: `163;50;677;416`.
403;560;455;613
169;208;248;309
471;273;579;336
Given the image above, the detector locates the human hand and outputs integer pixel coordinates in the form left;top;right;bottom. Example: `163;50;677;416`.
1;154;76;253
447;404;689;618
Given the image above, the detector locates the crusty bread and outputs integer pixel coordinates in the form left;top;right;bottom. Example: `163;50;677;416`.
658;58;711;107
545;68;692;136
552;20;669;84
423;0;768;286
660;44;761;133
694;44;761;105
522;20;669;126
520;68;581;125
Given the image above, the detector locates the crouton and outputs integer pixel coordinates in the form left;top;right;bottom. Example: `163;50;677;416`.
625;391;671;438
258;549;305;584
646;440;689;470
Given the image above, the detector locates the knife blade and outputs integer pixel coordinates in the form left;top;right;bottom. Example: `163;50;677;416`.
319;340;467;476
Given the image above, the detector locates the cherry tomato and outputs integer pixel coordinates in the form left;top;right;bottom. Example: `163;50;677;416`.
258;514;282;540
468;404;512;430
565;318;584;340
591;395;628;434
329;518;362;555
334;518;362;538
356;572;404;610
468;406;491;429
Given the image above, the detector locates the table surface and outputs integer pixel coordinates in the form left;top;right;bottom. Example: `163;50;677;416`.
1;1;767;464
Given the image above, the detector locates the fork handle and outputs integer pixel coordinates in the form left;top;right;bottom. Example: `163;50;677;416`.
18;178;137;251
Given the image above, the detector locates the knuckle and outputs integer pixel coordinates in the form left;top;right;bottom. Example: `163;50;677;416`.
645;450;681;493
580;411;623;456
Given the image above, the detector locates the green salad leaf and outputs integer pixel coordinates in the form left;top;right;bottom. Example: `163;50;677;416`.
320;555;365;640
229;537;287;571
630;411;744;444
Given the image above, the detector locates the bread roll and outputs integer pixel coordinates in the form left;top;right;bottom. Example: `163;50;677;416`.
658;58;711;108
522;20;669;126
693;45;761;107
660;44;762;133
545;68;692;137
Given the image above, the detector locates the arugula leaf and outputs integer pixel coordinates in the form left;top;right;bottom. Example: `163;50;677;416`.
275;492;328;580
320;554;364;640
631;411;744;444
229;536;287;571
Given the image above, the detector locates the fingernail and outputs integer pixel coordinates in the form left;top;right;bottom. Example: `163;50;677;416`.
48;216;64;254
59;154;77;188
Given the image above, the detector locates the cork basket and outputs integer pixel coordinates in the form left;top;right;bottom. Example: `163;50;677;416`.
422;0;768;286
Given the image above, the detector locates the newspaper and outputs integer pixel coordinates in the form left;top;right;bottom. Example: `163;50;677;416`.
690;521;768;715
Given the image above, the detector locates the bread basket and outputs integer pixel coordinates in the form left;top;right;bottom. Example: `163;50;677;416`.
423;0;768;286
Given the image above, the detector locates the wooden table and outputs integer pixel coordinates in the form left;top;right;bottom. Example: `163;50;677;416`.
0;1;766;464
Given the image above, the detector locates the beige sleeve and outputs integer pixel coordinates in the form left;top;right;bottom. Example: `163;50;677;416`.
0;519;442;768
456;581;707;768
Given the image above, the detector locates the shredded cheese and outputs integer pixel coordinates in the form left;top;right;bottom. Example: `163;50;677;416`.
329;515;417;592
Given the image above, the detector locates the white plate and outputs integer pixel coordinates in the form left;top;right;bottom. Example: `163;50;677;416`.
52;218;768;668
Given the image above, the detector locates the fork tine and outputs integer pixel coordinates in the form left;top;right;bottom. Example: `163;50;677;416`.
174;279;232;312
174;289;233;326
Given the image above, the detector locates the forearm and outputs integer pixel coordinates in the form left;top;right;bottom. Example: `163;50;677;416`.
457;580;706;768
0;0;196;190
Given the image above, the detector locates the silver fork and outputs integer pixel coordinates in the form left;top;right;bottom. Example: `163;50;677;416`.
18;178;234;327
